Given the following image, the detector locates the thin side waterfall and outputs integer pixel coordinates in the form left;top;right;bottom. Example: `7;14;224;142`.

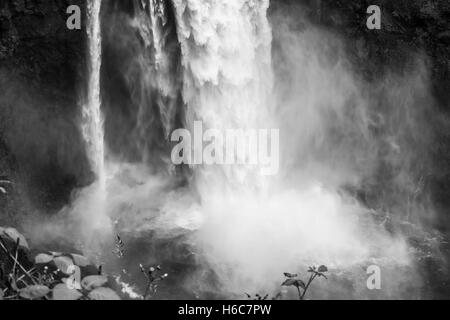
83;0;105;189
80;0;109;238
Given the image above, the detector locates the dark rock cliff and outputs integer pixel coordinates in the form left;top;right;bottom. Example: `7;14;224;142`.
273;0;450;230
1;0;86;99
0;0;90;216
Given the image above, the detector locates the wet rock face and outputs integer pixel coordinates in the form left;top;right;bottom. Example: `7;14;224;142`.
0;0;86;101
271;0;450;229
0;0;91;213
273;0;449;87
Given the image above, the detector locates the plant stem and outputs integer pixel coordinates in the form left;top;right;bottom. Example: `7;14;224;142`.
300;273;317;300
12;238;20;276
296;286;302;300
144;280;153;300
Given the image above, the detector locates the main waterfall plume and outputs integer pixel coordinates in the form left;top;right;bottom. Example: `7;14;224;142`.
62;0;432;298
171;0;274;187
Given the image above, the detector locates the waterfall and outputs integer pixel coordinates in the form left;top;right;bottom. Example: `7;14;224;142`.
83;0;105;188
149;0;166;71
171;0;274;188
162;0;412;294
68;0;419;296
78;0;110;239
120;0;183;167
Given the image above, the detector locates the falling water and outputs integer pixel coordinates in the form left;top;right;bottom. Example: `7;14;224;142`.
83;0;105;188
68;0;428;297
165;0;414;295
172;0;273;187
149;0;166;70
123;0;183;166
79;0;110;238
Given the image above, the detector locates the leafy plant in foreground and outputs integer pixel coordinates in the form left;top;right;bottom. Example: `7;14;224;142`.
245;292;283;300
139;264;168;300
245;293;269;300
282;265;328;300
0;227;121;300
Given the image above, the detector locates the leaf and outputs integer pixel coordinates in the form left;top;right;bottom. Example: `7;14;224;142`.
284;273;298;278
0;289;4;300
35;253;54;264
71;254;90;267
282;279;306;289
4;228;29;249
61;275;82;290
282;279;298;286
294;280;306;290
19;285;50;300
81;275;108;291
318;265;328;273
53;256;74;274
52;284;83;301
88;287;120;300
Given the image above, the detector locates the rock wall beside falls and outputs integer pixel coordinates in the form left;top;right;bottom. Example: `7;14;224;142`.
0;0;86;100
0;0;91;216
270;0;450;232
